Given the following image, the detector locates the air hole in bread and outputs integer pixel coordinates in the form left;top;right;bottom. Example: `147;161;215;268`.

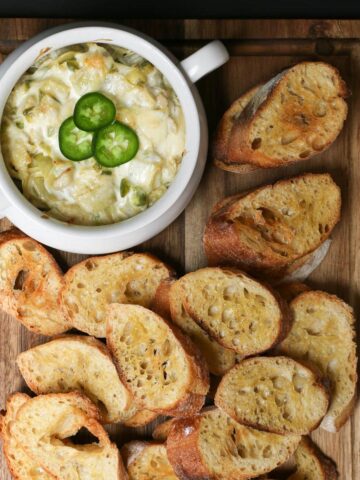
305;326;322;336
263;445;272;458
22;240;36;251
66;427;100;446
96;287;102;293
77;282;85;289
125;281;141;298
313;102;327;117
223;285;236;300
13;269;28;290
281;132;299;145
293;374;306;393
275;393;288;406
237;445;247;458
223;308;235;322
283;407;293;420
312;137;326;151
251;137;262;150
228;320;237;330
272;376;287;389
68;303;79;313
202;286;212;300
299;150;311;158
208;305;219;316
293;113;309;125
85;260;97;271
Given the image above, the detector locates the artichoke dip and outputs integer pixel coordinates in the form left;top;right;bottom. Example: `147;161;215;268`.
0;43;185;225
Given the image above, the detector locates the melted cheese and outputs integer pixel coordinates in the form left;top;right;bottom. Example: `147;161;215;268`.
1;43;185;225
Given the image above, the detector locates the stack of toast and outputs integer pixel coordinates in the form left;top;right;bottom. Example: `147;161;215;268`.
0;60;356;480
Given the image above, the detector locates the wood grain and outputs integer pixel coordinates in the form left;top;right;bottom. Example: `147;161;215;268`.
0;19;359;479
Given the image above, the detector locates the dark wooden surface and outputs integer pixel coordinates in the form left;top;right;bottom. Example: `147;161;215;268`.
0;19;359;479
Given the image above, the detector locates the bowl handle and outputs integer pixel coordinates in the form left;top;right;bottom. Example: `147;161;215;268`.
180;40;229;83
0;191;10;219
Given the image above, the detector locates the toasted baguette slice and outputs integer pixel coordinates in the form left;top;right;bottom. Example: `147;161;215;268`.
167;279;236;375
288;437;338;479
122;441;178;479
61;252;174;337
177;267;290;355
0;393;55;480
17;335;134;424
215;356;329;435
213;85;261;173
279;291;357;432
123;409;158;428
0;228;70;336
227;62;348;168
107;304;209;416
166;408;301;480
10;392;126;480
204;173;341;278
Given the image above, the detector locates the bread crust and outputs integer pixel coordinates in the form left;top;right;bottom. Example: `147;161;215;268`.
152;278;175;320
166;415;212;480
227;62;348;168
0;228;70;335
212;85;261;173
203;173;341;279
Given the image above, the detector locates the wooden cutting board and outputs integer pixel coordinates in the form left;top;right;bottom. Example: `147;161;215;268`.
0;18;359;479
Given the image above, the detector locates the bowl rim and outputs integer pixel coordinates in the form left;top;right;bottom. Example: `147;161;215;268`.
0;22;204;238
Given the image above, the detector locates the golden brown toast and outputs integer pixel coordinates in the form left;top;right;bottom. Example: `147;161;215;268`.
0;228;70;335
226;62;348;169
204;173;341;279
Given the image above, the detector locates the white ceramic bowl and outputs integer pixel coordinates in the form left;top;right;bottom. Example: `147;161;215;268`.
0;22;229;254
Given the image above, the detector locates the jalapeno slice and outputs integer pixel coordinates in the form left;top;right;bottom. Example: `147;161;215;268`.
93;121;139;167
59;117;93;161
74;92;116;132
